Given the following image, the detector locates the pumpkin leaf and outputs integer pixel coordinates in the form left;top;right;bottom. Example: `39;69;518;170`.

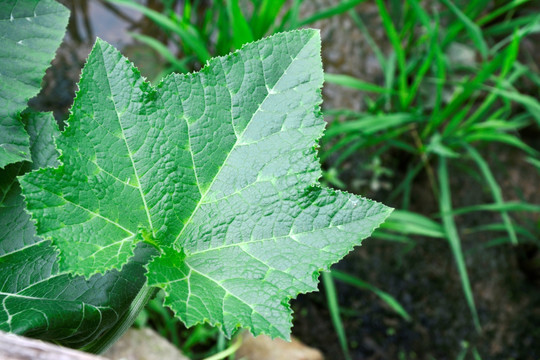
20;30;392;339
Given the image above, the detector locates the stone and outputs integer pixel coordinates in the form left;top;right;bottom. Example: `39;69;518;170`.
103;328;190;360
235;332;324;360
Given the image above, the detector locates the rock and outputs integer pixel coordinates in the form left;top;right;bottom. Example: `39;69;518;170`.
103;328;190;360
447;42;477;68
235;332;324;360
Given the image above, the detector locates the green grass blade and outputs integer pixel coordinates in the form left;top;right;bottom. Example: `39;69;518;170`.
277;0;303;31
348;10;387;69
389;0;403;25
472;347;483;360
298;0;367;26
438;157;481;332
432;53;505;132
182;324;219;355
215;2;233;55
485;86;540;126
323;108;364;117
426;134;461;159
404;27;437;107
484;13;540;36
463;0;490;20
476;0;530;26
440;0;488;58
324;126;414;167
384;52;397;111
168;22;211;63
407;0;432;28
442;100;474;137
451;202;540;216
388;160;424;208
371;230;416;244
375;0;408;108
332;270;412;321
380;210;445;238
227;0;254;49
320;132;360;163
467;223;537;242
325;73;390;94
468;116;531;132
516;62;540;87
108;0;211;62
322;271;351;360
324;113;415;138
431;17;447;126
464;144;517;245
332;139;368;168
457;341;469;360
251;0;286;38
323;131;416;168
475;236;521;249
527;156;540;173
491;15;540;54
322;167;347;189
463;32;520;128
182;1;192;23
463;131;538;156
129;33;190;74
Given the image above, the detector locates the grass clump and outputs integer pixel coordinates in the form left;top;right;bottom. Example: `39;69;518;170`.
322;0;540;340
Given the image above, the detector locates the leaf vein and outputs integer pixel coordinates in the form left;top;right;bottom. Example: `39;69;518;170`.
96;44;154;236
174;33;316;244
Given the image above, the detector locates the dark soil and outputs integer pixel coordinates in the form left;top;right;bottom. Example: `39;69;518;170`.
292;216;540;359
292;130;540;360
288;2;540;358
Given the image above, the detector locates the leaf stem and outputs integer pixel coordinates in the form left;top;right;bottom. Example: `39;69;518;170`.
81;284;158;354
202;335;242;360
140;228;160;250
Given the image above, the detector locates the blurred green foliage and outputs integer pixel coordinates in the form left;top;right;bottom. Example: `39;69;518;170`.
109;0;366;80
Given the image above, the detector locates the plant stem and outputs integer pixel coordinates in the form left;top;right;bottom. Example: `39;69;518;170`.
81;284;159;354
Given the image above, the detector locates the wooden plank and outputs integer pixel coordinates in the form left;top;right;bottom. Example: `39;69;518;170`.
0;331;106;360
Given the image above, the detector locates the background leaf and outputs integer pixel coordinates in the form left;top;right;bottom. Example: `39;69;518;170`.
0;0;69;168
0;111;154;349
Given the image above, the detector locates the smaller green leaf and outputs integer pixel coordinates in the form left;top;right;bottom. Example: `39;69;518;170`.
0;112;154;349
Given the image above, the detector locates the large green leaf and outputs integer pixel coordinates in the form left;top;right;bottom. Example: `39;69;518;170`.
0;112;153;348
21;30;392;338
0;0;69;168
